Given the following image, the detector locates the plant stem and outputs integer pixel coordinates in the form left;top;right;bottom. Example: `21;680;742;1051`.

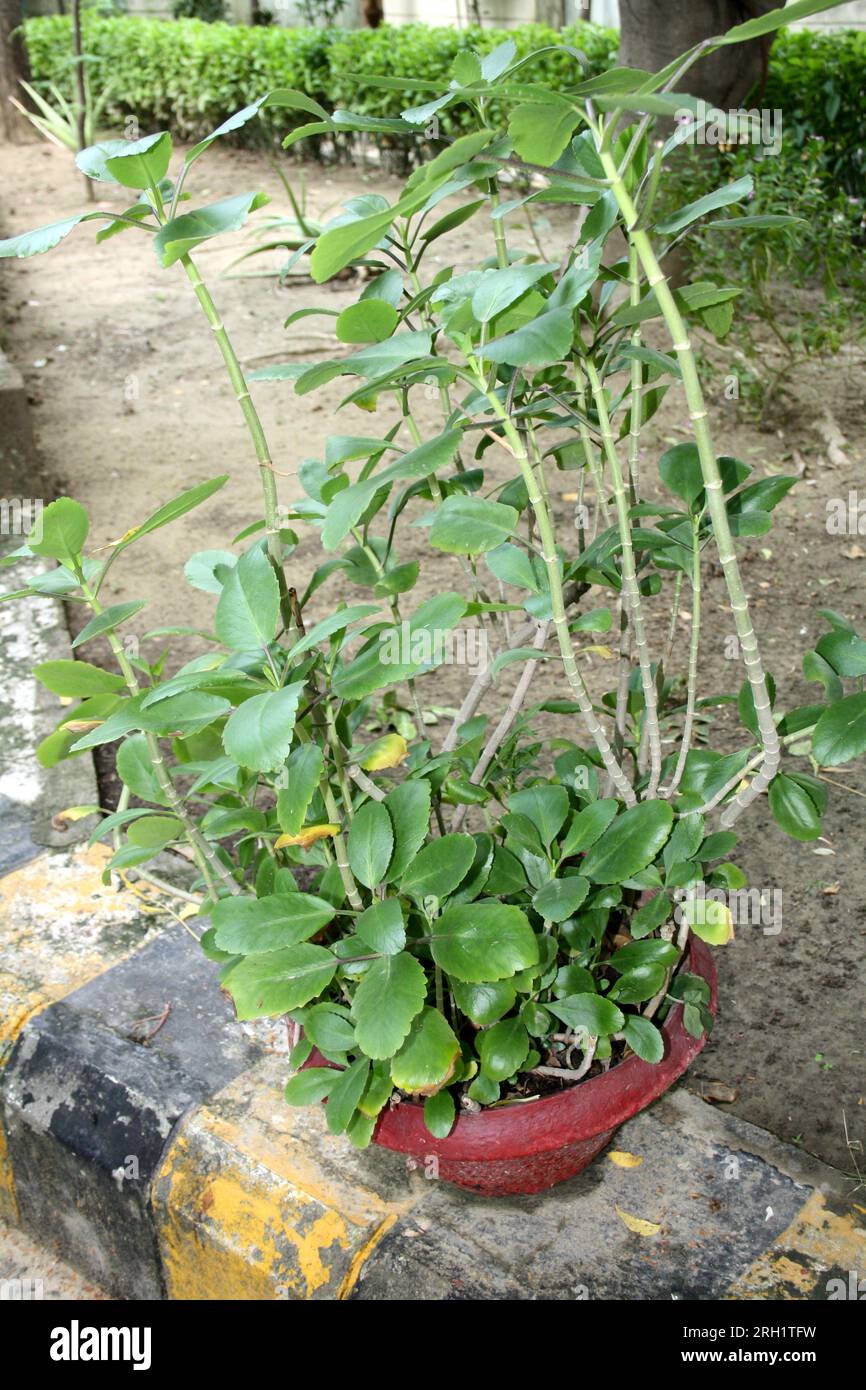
450;620;550;832
599;148;780;826
626;245;642;501
79;583;239;899
179;253;291;624
479;375;636;805
663;517;701;799
582;357;662;796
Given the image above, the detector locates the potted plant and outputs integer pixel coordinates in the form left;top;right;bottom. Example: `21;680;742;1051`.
3;0;862;1197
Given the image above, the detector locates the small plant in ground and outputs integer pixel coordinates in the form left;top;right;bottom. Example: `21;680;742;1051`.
2;0;863;1150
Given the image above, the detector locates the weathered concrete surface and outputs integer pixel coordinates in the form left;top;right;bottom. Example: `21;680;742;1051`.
1;928;263;1299
350;1091;866;1302
0;1217;110;1301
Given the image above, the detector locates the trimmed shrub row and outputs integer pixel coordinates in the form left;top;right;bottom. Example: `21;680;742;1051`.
22;15;866;188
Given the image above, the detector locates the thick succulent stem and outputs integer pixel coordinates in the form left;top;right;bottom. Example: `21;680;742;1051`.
663;517;701;799
599;148;780;825
180;254;291;624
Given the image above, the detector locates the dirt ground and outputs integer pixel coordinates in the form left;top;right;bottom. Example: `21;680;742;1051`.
1;138;864;1176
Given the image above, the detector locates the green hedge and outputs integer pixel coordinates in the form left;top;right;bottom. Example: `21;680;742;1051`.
22;16;616;146
21;15;866;189
764;28;866;194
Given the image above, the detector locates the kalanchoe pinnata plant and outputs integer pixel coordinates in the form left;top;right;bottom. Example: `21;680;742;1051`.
2;0;863;1149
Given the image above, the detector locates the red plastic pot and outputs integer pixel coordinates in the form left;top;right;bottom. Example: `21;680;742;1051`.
308;937;716;1197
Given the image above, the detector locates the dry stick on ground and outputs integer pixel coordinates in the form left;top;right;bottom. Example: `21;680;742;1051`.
532;1036;598;1083
450;621;551;833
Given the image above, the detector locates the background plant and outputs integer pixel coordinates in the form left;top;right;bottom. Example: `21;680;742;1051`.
3;0;864;1148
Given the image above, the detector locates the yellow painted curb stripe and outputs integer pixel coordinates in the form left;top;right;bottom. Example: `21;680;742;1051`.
727;1191;866;1299
153;1059;421;1301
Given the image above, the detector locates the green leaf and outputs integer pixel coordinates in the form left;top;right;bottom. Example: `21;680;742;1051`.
351;951;427;1059
276;744;324;836
310;184;432;284
813;693;866;767
335;300;398;344
560;799;619;858
658;442;704;507
397;833;475;905
581;801;674;884
154;192;270;267
477;1017;530;1082
72;601;146;649
286;603;381;658
326;1057;370;1134
429;496;518;555
508;99;582;166
302;1005;356;1058
110;477;229;557
0;214;92;259
354;898;406;955
224;943;337;1018
510;784;570;846
126;815;182;850
28;497;88;565
451;979;516;1026
116;733;168;805
628;892;673;939
347;800;393;889
768;774;822;842
212;892;336;954
532;875;589;922
34;660;125;698
430;902;538;983
547;993;624;1036
717;0;843;45
816;629;866;678
654;176;753;235
610;939;679;972
384;779;432;882
390;1007;460;1095
424;1089;456;1139
222;682;304;774
622;1016;664;1063
479;307;574;369
333;592;467;700
215;545;280;652
284;1066;339;1106
105;131;172;190
471;263;554;323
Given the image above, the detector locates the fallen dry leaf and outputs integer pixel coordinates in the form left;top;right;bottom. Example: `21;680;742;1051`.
615;1206;661;1237
843;545;865;560
608;1150;643;1169
701;1081;738;1105
822;884;840;895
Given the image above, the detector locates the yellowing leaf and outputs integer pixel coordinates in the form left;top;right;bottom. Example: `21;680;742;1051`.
275;823;340;849
361;733;409;771
585;644;615;660
616;1206;661;1237
55;804;100;822
607;1150;643;1169
683;895;735;945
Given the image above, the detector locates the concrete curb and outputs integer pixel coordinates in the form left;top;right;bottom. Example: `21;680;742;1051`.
0;348;863;1300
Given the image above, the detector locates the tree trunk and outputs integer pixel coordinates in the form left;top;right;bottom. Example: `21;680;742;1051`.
0;0;32;143
618;0;784;109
